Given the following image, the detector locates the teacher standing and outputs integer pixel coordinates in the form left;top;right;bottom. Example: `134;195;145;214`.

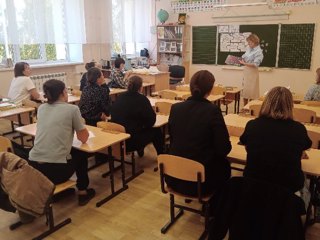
239;34;264;106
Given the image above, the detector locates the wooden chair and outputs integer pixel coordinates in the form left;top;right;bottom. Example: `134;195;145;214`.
249;104;262;117
300;101;320;107
155;102;173;115
157;154;212;240
97;121;144;182
307;130;320;149
212;86;225;95
0;136;14;152
175;85;189;91
71;89;82;96
158;90;177;100
293;108;316;123
10;179;76;240
212;86;233;115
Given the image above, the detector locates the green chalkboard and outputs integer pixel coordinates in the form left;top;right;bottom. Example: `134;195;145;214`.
192;26;217;64
217;24;279;67
278;24;315;69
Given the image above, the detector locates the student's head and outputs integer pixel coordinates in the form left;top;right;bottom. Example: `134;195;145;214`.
43;79;66;104
87;67;104;86
14;62;31;77
190;70;215;99
246;34;260;48
259;86;293;120
114;57;125;69
85;61;96;71
127;76;143;93
316;67;320;84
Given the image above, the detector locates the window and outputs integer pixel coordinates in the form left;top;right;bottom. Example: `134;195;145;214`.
111;0;152;57
0;0;85;65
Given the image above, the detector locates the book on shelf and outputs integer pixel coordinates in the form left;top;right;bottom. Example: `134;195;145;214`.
158;27;164;39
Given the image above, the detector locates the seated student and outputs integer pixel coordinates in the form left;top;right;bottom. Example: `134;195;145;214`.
8;62;40;105
304;67;320;101
166;70;232;197
111;76;163;156
29;79;95;206
80;61;96;91
107;57;132;89
240;86;312;193
79;67;111;126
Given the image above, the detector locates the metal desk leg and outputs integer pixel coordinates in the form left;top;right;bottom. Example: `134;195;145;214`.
305;176;316;230
96;142;128;207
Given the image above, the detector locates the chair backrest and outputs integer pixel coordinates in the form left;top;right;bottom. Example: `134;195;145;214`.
307;130;320;149
155;102;173;115
249;104;261;117
71;89;82;97
212;86;226;95
0;136;14;152
158;90;177;100
169;65;185;85
96;121;126;158
181;93;191;101
157;154;205;182
169;65;185;79
293;108;316;123
175;85;190;91
300;100;320;107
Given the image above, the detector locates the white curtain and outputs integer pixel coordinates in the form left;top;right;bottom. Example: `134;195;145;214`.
111;0;152;55
0;0;85;44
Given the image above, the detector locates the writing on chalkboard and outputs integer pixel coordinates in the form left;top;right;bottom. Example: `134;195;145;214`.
192;23;315;69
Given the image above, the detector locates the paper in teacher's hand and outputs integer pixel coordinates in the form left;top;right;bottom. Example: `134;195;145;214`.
225;55;242;66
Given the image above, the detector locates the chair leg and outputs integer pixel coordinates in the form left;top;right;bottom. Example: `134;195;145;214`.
161;194;184;234
32;205;71;240
199;203;210;240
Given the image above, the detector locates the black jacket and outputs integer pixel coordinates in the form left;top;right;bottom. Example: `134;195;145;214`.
209;177;305;240
240;117;312;192
166;96;232;196
111;91;156;135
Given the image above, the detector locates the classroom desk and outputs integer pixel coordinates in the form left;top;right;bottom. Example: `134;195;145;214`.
175;85;242;113
0;107;35;144
227;135;320;177
109;82;156;99
154;114;169;128
153;90;224;106
39;93;80;104
147;97;181;108
132;71;170;92
15;123;131;207
225;87;242;113
244;100;320;121
224;113;320;141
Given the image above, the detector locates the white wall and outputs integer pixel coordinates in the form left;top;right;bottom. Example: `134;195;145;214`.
155;0;320;96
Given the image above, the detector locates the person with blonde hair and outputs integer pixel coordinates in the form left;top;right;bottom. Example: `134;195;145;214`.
239;34;264;106
304;67;320;101
240;86;311;193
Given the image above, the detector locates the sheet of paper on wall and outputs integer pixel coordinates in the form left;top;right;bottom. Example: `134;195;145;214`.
225;55;242;66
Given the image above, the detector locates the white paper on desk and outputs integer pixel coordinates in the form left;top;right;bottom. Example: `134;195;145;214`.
149;66;160;73
74;131;95;140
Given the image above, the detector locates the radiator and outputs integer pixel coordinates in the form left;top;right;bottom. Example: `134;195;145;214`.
30;72;67;92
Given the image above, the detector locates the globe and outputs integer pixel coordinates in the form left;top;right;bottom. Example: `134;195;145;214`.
157;9;169;24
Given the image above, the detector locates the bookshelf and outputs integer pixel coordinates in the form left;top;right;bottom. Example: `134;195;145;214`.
157;24;190;82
